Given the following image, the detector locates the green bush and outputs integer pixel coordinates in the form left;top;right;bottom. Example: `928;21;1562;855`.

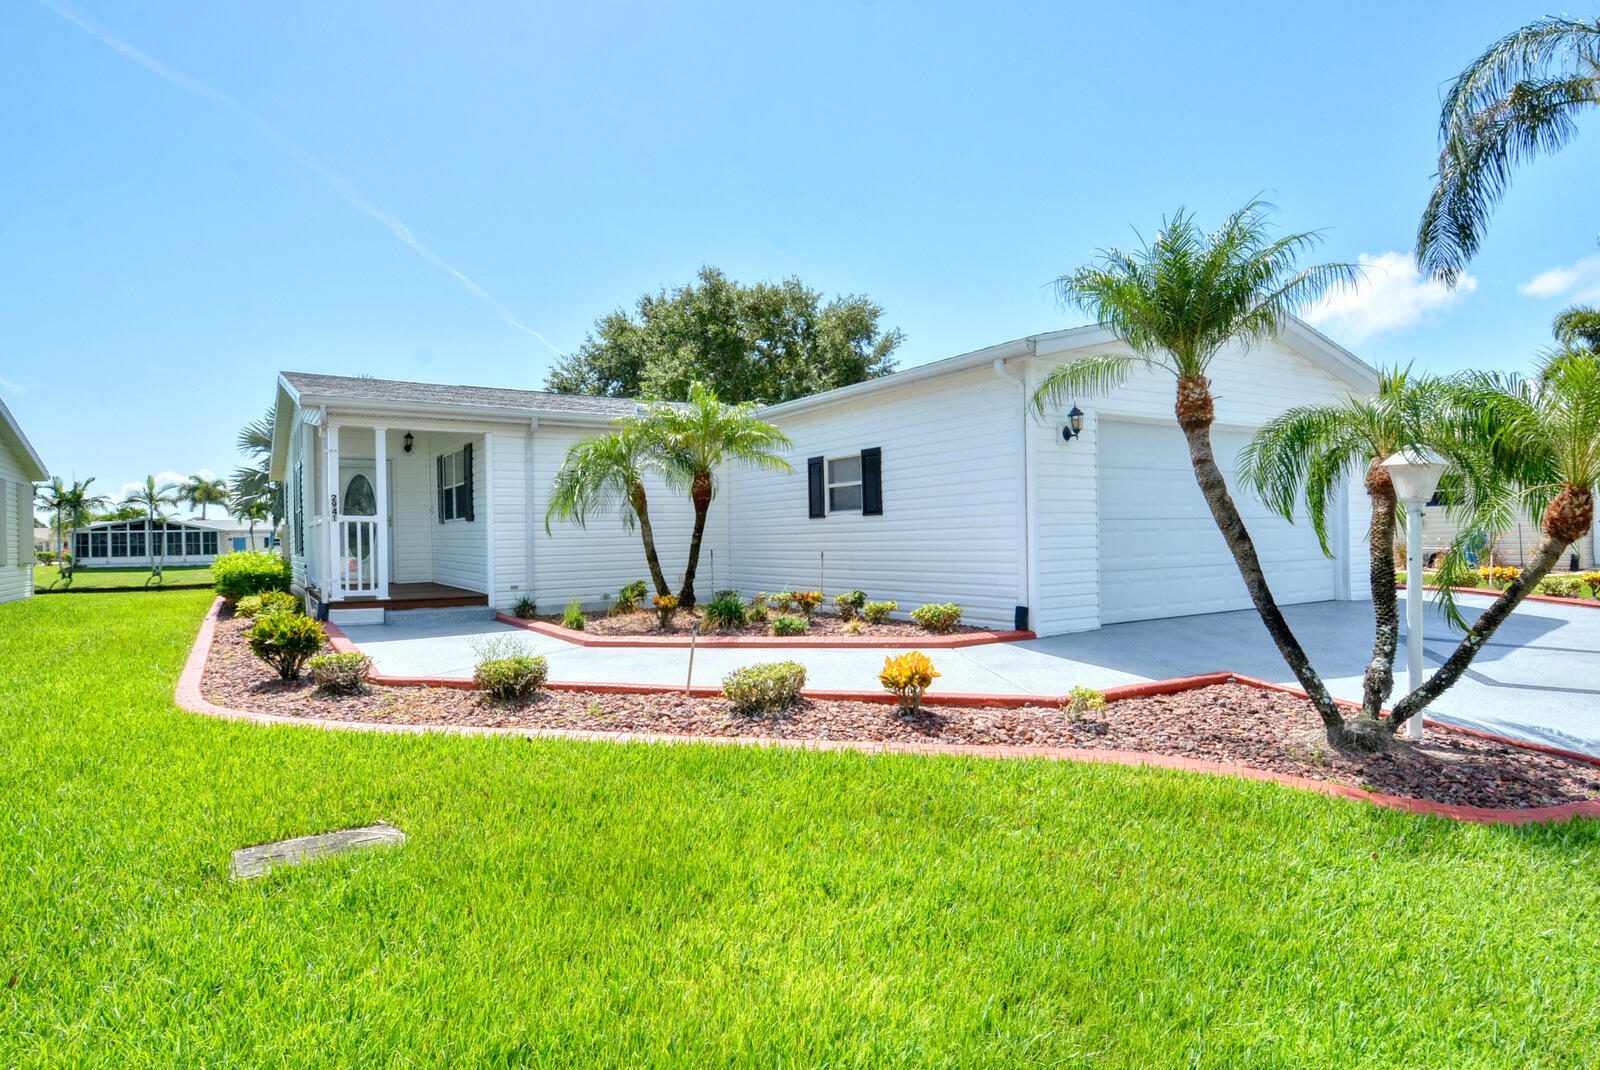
613;580;648;615
238;590;300;619
834;590;867;620
770;614;808;636
769;591;796;612
722;661;807;715
235;594;264;619
911;603;963;633
701;593;748;630
750;592;770;610
307;651;372;694
748;605;769;625
511;596;538;619
862;600;898;624
1065;685;1107;720
562;599;587;631
213;551;291;600
474;655;549;701
245;612;326;681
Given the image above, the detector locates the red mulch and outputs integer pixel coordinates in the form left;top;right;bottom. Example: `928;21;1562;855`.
535;606;982;638
202;616;1600;811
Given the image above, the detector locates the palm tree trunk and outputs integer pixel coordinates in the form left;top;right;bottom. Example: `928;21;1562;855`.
1388;485;1591;728
1362;463;1401;719
676;471;713;608
1176;377;1353;745
630;483;671;597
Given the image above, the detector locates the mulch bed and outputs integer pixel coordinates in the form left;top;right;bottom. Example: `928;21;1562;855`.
536;607;984;638
202;615;1600;810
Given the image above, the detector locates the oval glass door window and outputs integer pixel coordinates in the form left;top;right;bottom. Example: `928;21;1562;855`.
343;473;377;516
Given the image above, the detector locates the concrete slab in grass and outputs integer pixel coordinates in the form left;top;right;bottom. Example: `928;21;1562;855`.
230;823;406;880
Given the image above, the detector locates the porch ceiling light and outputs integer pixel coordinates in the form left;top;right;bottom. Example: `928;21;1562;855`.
403;432;414;454
1063;405;1085;443
1380;448;1447;505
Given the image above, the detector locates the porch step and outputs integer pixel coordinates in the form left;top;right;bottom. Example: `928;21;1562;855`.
383;605;498;627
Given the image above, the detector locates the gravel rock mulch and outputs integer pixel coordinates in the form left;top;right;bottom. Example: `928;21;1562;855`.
533;607;987;638
202;617;1600;810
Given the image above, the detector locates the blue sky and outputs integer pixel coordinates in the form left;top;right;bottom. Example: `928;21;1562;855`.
4;0;1599;506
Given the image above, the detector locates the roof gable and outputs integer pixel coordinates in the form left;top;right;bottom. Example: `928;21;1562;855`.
0;397;47;482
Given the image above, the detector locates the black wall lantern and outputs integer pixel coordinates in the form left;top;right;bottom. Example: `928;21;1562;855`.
1062;405;1085;443
403;432;414;454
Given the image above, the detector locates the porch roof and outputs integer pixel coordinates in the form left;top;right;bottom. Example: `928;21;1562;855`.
279;371;642;420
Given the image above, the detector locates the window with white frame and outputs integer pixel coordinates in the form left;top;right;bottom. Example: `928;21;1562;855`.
437;446;473;522
826;456;863;513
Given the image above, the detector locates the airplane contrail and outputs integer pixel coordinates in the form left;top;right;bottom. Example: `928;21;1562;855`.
38;0;563;355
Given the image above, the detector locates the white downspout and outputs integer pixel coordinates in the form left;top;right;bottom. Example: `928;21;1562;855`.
994;349;1038;629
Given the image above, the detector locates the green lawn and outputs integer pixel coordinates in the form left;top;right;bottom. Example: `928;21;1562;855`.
33;563;214;591
4;593;1600;1068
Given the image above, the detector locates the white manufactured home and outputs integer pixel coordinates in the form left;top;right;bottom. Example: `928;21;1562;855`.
67;516;273;569
0;398;48;604
269;318;1379;631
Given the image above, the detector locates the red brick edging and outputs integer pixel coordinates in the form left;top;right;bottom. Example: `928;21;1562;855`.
493;612;1036;648
177;600;1600;826
1400;583;1600;609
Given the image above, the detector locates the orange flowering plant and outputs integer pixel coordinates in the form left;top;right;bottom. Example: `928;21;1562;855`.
879;651;940;714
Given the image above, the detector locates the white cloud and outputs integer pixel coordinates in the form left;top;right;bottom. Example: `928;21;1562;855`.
0;376;22;394
1518;255;1600;302
1304;251;1476;345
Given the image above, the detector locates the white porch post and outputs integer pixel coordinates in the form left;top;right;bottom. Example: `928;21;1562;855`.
374;425;390;600
483;432;495;604
325;424;341;601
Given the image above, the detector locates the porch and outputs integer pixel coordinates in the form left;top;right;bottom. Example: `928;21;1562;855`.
306;581;489;613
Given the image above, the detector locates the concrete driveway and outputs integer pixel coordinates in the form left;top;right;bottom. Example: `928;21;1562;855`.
339;592;1600;757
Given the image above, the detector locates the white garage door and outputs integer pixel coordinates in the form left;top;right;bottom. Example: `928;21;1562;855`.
1098;419;1339;624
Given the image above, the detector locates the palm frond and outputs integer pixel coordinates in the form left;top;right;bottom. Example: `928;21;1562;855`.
1030;354;1160;414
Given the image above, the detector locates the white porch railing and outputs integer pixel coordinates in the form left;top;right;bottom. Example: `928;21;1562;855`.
335;517;382;597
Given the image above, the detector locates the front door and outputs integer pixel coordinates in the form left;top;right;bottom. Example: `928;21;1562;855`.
339;460;395;584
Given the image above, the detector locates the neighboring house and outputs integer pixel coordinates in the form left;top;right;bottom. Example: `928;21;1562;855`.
0;398;49;604
1418;498;1597;570
34;527;54;554
268;317;1378;632
69;516;273;569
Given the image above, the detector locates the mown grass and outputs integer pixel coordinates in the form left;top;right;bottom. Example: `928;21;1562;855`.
33;563;214;591
4;592;1600;1068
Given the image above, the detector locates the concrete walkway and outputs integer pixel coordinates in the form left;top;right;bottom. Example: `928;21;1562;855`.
338;592;1600;757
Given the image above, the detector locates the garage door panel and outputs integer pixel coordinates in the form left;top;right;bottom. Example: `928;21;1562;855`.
1099;420;1337;625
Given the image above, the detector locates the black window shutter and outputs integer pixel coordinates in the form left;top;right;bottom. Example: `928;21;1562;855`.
437;455;446;523
861;447;882;515
463;443;475;521
807;456;825;518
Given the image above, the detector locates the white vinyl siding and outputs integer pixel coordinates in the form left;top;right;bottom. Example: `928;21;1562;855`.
427;431;487;592
0;454;34;603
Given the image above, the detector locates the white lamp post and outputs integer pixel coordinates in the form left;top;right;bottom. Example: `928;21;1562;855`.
1381;448;1450;739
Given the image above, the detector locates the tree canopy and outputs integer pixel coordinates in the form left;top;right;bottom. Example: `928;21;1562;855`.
545;266;903;404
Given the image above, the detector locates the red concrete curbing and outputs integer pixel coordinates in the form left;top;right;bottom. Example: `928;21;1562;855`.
181;600;1600;825
1400;583;1600;610
493;611;1036;648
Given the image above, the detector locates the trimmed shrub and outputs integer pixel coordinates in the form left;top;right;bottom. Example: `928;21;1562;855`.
654;593;678;628
613;580;648;615
911;603;963;633
770;613;807;636
748;605;769;625
246;612;326;681
235;594;264;619
511;596;538;619
879;651;940;714
562;599;587;631
1065;685;1107;720
214;551;291;600
862;600;898;624
702;592;748;630
792;591;823;619
308;651;372;694
474;654;549;701
722;661;807;715
834;590;867;621
237;590;299;619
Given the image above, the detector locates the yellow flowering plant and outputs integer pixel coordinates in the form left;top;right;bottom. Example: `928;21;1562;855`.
879;651;940;714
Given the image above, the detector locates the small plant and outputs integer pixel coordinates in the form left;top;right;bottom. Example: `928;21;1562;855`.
562;598;587;630
1065;685;1108;721
235;594;265;619
701;592;748;630
614;580;648;615
911;603;963;633
750;592;770;610
471;636;549;701
862;600;898;624
245;612;326;681
721;661;807;715
653;593;678;628
879;651;940;715
748;605;769;624
792;591;824;619
213;551;292;600
511;596;538;619
770;613;807;636
307;651;372;694
834;590;867;621
1581;571;1600;594
237;590;299;619
769;590;796;612
844;619;864;635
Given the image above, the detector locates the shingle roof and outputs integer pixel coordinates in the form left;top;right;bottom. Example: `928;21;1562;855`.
280;371;642;419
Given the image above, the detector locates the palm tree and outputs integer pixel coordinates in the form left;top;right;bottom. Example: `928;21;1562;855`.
177;474;230;519
1033;200;1363;745
38;478;108;577
1417;16;1600;283
232;493;272;550
36;478;71;572
642;382;791;607
232;407;283;523
1237;369;1509;735
546;422;676;598
123;476;179;578
1553;304;1600;350
1389;348;1600;724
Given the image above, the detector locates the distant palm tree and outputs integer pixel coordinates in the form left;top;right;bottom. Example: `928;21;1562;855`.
546;423;677;598
37;478;108;576
1033;200;1363;746
231;492;272;551
1417;16;1600;282
1552;304;1600;350
123;476;179;579
1238;369;1508;734
232;407;284;523
36;478;71;572
177;474;230;519
642;382;791;607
